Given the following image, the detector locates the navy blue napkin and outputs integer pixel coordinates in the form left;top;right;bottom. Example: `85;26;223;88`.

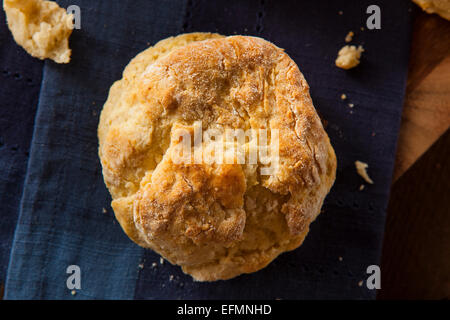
3;0;413;299
0;8;43;287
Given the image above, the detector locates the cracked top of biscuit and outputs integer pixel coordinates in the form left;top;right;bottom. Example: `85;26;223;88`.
98;33;336;281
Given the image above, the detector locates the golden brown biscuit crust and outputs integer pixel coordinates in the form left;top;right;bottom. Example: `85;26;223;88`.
98;33;337;281
413;0;450;20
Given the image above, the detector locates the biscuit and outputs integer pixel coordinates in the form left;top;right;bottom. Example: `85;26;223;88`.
3;0;73;63
98;33;337;281
413;0;450;20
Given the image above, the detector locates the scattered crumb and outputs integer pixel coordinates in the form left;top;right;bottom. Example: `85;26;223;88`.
358;280;364;287
355;161;374;184
372;132;376;137
341;93;347;100
345;31;354;43
151;262;157;268
338;256;343;262
4;0;74;63
71;290;77;296
102;207;107;214
359;184;365;191
160;257;164;265
335;45;364;70
169;275;174;281
348;103;354;108
360;27;365;31
138;263;144;269
338;10;343;15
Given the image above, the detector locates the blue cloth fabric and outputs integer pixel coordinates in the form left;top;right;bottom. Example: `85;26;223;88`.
2;0;414;299
0;8;43;289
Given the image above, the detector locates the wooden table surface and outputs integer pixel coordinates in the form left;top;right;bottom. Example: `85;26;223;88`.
394;11;450;179
380;11;450;299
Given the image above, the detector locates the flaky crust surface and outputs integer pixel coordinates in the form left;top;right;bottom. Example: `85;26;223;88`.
98;33;337;281
413;0;450;20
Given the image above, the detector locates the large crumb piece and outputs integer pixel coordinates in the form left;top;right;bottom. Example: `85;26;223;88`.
3;0;74;63
335;45;364;70
412;0;450;21
355;161;374;184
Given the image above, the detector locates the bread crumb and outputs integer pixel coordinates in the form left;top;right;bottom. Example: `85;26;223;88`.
348;103;354;108
102;207;107;214
138;263;144;269
151;262;157;268
169;275;174;281
71;290;76;296
341;93;347;100
338;256;343;262
358;280;364;287
3;0;74;63
338;10;343;15
345;31;354;43
359;184;365;191
335;45;364;70
355;161;374;184
160;257;164;265
360;27;365;31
